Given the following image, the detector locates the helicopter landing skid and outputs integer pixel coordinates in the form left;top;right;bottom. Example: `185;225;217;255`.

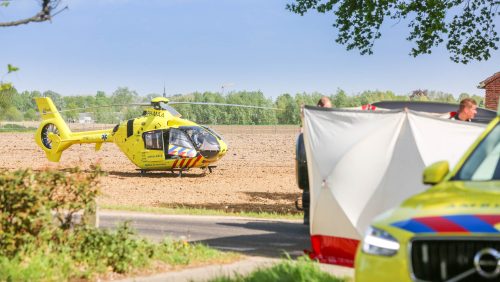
136;167;209;178
202;166;217;174
141;168;186;177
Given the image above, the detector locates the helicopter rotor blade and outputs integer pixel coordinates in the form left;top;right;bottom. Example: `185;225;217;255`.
57;103;149;113
168;101;282;110
51;101;283;113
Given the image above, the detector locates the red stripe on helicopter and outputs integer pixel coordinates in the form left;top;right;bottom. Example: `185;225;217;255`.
191;155;203;167
178;159;186;168
184;158;194;168
172;159;179;168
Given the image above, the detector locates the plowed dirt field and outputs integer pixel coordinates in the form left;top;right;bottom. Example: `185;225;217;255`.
0;125;301;214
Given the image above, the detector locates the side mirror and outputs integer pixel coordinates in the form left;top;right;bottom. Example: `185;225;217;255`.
423;161;449;185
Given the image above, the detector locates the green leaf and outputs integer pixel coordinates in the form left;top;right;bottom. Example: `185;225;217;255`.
7;64;19;73
0;82;13;91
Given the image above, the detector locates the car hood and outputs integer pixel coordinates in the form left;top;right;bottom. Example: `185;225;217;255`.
374;181;500;235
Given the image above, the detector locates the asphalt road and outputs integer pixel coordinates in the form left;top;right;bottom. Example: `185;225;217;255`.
99;211;310;258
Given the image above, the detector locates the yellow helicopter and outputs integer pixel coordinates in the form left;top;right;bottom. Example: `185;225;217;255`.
34;96;259;176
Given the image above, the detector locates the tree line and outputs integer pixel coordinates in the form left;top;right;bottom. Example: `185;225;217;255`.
0;87;484;125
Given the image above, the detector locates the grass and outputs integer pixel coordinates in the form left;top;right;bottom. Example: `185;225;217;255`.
155;237;239;267
101;204;303;221
0;123;37;133
0;249;75;282
0;224;240;282
209;256;348;282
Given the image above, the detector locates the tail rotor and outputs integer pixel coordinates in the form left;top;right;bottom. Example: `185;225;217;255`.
40;123;60;149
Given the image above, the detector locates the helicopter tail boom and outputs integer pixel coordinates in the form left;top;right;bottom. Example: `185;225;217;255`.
34;97;113;162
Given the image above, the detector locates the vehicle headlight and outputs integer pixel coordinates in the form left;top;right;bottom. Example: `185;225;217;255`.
362;226;400;256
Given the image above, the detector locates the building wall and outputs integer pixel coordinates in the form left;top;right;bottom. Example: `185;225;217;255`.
484;75;500;111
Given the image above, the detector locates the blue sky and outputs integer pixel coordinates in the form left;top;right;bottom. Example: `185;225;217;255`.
1;0;498;99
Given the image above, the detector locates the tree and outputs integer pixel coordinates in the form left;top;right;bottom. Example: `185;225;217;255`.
275;93;298;124
410;89;428;100
43;90;63;107
111;87;138;105
23;109;38;121
427;91;456;103
332;89;349;107
287;0;499;64
458;92;470;102
3;106;23;121
0;0;67;27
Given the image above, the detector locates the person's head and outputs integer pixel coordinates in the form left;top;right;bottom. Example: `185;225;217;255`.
458;98;477;120
317;96;332;108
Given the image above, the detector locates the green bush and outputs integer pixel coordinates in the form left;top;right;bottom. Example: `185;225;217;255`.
0;167;103;257
69;223;154;273
0;223;235;281
0;167;237;281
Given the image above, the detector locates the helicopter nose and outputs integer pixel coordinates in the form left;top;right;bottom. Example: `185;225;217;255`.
217;139;228;158
198;138;227;160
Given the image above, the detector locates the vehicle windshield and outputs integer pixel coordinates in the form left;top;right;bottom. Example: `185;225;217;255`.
201;125;223;141
454;122;500;181
180;126;220;151
169;128;194;149
153;102;181;117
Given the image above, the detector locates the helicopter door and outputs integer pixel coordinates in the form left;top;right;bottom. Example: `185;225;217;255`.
166;128;197;159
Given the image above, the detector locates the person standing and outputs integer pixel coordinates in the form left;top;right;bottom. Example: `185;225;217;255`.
299;96;333;225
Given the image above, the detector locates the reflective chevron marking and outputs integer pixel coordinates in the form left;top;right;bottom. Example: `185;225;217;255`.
392;214;500;234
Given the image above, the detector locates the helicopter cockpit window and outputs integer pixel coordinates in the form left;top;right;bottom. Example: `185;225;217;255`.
153;102;181;117
180;126;220;152
169;128;194;149
143;130;163;150
201;125;223;141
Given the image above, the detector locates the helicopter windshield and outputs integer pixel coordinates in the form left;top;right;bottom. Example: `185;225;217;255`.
200;125;223;141
169;128;194;149
153;102;181;117
180;126;220;152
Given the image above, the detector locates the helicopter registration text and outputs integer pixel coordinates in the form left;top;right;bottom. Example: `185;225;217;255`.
144;110;165;118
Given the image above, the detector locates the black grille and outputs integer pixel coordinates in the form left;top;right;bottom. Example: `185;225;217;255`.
411;238;500;281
